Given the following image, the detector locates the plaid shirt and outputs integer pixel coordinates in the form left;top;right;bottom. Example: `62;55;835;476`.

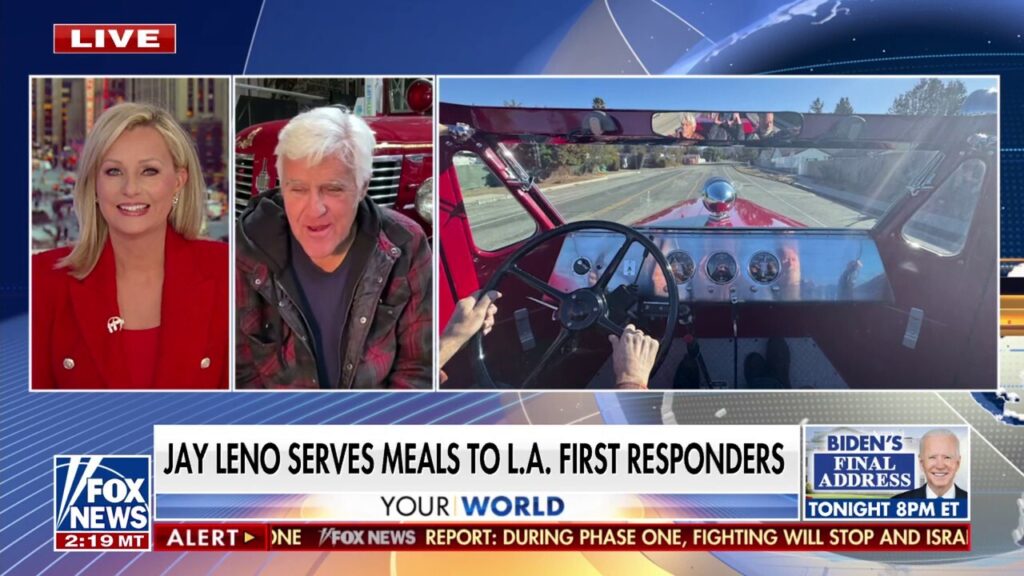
236;191;432;389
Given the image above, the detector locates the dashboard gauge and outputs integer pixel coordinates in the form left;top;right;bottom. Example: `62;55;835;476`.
666;251;696;284
706;252;738;284
572;257;592;276
749;251;781;284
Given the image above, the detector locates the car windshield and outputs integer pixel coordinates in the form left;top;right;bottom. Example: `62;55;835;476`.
444;77;996;252
504;141;941;230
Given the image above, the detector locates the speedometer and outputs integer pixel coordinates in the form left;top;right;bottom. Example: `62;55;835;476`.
706;252;737;284
749;251;781;284
666;251;695;284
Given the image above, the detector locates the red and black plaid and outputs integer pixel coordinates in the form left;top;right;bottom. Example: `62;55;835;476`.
236;197;432;390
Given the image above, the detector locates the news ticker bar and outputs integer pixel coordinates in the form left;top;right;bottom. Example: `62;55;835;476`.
151;522;970;552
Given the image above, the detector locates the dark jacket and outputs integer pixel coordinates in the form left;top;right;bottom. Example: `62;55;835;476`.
33;228;229;389
235;190;432;389
891;484;968;499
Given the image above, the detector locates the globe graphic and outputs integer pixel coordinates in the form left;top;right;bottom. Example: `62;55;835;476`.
538;0;1024;76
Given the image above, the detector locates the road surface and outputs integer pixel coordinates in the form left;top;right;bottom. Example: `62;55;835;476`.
462;164;873;250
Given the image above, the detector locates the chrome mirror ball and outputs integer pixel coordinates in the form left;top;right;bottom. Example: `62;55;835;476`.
702;177;736;221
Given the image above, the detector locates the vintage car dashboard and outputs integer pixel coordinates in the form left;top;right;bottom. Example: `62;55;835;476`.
548;229;894;308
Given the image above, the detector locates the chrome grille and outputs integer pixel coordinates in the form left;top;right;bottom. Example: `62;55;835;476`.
235;153;254;214
369;155;403;207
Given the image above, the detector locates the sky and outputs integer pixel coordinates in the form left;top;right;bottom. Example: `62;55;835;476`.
440;77;999;114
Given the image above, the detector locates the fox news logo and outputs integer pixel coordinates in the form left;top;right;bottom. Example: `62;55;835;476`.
54;455;151;533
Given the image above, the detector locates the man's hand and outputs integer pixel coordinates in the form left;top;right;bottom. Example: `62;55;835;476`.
608;324;659;389
439;290;501;367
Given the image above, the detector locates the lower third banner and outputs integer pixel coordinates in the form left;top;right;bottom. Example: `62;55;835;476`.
152;522;970;552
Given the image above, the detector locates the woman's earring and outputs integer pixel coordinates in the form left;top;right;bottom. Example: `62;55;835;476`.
172;195;179;207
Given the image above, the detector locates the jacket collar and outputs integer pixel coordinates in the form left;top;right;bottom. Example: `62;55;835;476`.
69;226;216;388
239;189;399;274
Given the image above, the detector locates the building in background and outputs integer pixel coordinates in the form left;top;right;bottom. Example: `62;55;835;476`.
235;78;363;130
31;78;88;150
32;78;228;175
235;77;427;130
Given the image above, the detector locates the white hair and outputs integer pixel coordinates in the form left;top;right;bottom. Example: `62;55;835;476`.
274;106;376;191
919;429;960;458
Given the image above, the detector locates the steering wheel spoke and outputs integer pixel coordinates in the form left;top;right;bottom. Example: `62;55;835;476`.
521;327;573;388
596;316;625;337
509;265;568;304
595;236;634;291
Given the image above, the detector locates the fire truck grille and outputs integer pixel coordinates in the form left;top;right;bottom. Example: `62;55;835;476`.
367;155;402;207
235;154;404;215
235;153;254;214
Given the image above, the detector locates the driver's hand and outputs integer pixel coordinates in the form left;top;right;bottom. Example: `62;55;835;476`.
608;324;659;389
439;290;501;367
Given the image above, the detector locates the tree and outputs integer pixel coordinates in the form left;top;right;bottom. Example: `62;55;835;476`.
597;146;620;171
510;142;555;179
701;147;723;163
592;97;606;110
810;97;824;114
556;144;595;175
503;99;523;107
834;97;854;115
888;78;968;116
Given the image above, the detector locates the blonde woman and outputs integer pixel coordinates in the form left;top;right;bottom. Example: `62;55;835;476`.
33;102;228;389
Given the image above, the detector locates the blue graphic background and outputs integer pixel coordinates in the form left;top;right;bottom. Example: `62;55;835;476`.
3;1;1024;574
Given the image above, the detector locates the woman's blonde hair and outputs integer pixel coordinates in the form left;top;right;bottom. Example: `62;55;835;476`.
58;102;206;279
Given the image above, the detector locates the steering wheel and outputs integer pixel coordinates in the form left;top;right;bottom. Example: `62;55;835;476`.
472;220;678;388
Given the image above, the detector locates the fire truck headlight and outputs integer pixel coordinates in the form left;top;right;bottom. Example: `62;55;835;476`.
406;79;433;114
414;177;433;222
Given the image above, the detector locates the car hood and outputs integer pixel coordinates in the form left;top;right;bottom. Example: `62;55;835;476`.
635;197;805;228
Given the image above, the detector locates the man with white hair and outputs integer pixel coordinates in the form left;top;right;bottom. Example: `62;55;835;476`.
892;429;968;500
236;107;431;389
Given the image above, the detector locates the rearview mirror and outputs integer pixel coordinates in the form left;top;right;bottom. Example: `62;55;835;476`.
651;111;802;143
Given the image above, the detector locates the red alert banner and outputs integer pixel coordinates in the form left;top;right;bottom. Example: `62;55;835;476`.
153;522;969;552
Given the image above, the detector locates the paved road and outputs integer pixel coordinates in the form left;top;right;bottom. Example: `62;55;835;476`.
464;164;872;250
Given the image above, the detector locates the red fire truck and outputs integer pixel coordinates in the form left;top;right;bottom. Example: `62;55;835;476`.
234;78;433;233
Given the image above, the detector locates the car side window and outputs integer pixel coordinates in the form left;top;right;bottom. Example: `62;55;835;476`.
901;159;986;257
454;150;538;251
